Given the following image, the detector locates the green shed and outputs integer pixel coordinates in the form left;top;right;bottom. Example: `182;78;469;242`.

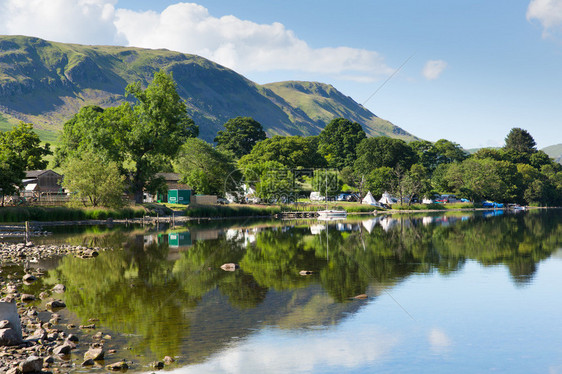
168;232;192;247
168;189;191;204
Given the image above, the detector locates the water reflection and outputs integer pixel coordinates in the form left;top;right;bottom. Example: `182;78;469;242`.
32;210;562;369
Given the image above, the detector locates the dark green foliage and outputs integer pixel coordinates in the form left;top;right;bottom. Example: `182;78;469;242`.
239;135;326;169
0;123;50;205
318;118;366;169
354;136;417;175
504;127;537;154
214;117;266;158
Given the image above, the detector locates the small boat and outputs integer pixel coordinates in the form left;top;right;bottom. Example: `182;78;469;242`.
316;170;347;220
317;209;347;220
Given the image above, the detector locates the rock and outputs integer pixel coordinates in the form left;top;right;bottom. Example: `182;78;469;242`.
79;324;95;329
353;294;368;300
0;320;11;329
92;331;103;340
150;361;164;369
84;346;104;361
82;358;95;366
0;328;23;346
27;328;47;341
220;263;239;271
106;361;128;371
299;270;314;276
53;343;73;355
20;294;35;302
22;274;36;283
163;356;175;364
18;356;43;373
46;300;66;310
38;292;49;300
67;333;79;342
52;284;66;293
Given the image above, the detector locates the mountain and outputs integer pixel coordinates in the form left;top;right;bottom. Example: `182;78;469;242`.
542;144;562;164
0;35;416;143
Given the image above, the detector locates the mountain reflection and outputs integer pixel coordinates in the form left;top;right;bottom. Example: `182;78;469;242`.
43;209;562;365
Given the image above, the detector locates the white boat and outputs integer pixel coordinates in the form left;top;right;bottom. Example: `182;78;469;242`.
316;170;347;220
317;209;347;220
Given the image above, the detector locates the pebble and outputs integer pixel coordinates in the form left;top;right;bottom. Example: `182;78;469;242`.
0;240;118;374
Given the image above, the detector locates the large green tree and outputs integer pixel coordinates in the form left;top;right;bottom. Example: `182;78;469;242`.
239;135;326;170
0;122;51;170
175;138;239;196
56;71;198;203
354;136;417;175
318;118;366;169
214;117;266;158
0;122;51;205
504;127;537;154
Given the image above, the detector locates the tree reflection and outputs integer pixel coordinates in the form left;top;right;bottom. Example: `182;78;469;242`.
44;210;562;365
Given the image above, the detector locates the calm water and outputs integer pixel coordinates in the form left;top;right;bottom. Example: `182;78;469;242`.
9;209;562;373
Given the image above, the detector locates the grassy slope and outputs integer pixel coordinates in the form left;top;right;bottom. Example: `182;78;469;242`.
0;36;418;143
264;81;417;141
542;144;562;163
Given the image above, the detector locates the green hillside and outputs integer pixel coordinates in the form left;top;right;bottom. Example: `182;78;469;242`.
0;35;415;142
542;144;562;164
264;81;416;141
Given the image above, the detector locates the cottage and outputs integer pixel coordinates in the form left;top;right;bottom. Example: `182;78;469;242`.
22;170;63;197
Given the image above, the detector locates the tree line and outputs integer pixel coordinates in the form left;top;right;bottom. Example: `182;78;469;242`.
1;71;561;207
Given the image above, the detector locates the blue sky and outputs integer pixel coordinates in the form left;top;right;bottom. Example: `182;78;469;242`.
1;0;561;149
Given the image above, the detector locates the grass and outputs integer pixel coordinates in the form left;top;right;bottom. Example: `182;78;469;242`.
0;206;147;223
184;204;281;218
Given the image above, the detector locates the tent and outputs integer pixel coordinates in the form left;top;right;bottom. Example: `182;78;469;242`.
379;191;398;206
362;191;378;205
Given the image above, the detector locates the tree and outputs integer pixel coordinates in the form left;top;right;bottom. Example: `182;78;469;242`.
214;117;266;158
433;139;468;165
444;158;506;202
0;122;51;205
62;151;125;208
354;136;417;175
400;164;430;205
365;167;395;198
56;71;198;203
311;169;342;197
0;147;25;206
504;128;537;154
175;138;239;196
240;160;294;202
0;122;51;170
239;135;326;169
318;118;366;169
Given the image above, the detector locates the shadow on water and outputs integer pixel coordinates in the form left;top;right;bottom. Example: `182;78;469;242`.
11;209;562;368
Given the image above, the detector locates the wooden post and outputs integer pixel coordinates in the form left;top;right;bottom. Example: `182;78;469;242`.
172;212;175;227
25;221;29;243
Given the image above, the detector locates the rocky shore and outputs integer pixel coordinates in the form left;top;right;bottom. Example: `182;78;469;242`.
0;241;175;373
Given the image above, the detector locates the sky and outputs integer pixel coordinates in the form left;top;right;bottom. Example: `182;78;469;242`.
0;0;561;149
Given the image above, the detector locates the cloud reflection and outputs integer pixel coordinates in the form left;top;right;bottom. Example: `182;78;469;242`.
166;328;400;373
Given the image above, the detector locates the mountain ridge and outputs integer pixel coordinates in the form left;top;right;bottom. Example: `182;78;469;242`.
0;35;416;142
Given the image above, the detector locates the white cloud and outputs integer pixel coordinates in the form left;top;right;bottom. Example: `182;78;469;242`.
0;0;123;45
422;60;448;80
0;0;394;81
527;0;562;37
428;328;452;353
163;328;401;373
114;3;393;78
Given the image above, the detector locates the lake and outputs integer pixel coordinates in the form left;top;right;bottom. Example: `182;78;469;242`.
6;209;562;373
